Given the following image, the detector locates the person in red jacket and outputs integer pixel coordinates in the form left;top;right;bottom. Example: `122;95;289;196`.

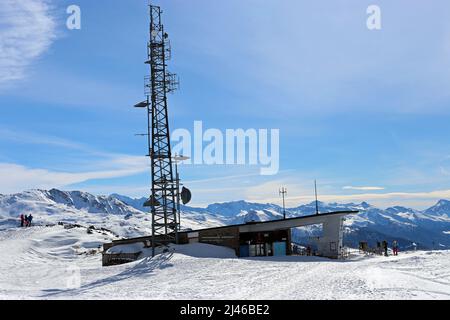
392;240;399;256
20;214;25;227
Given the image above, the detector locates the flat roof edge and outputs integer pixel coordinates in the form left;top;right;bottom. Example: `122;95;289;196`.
182;210;359;234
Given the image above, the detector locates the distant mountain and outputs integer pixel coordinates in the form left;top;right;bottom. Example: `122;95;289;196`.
0;189;449;250
0;189;148;238
0;189;226;236
109;193;450;250
425;200;450;217
110;194;148;212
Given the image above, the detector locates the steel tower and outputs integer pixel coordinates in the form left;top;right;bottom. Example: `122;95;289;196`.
135;5;179;256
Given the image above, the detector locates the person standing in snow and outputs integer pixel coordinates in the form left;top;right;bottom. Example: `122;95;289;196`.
382;240;388;256
27;214;33;227
392;240;399;256
306;246;311;256
20;214;25;227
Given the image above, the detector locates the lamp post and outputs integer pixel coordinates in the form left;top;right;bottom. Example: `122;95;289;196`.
173;154;190;230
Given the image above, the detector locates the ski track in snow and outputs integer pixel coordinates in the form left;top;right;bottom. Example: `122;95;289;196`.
0;226;449;299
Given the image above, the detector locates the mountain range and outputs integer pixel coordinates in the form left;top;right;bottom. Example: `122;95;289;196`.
1;189;449;250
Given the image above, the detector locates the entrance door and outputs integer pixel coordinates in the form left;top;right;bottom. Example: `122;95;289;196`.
273;242;286;256
240;245;250;257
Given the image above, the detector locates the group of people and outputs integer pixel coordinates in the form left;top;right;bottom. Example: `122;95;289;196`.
292;244;314;256
376;240;399;256
19;214;33;227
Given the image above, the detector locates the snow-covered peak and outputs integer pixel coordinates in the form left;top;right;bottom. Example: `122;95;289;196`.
425;199;450;217
205;200;281;218
359;202;371;209
436;199;450;207
46;189;140;215
110;193;148;212
385;206;415;213
0;189;143;217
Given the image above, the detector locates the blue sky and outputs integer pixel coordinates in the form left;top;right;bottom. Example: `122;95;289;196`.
1;0;450;209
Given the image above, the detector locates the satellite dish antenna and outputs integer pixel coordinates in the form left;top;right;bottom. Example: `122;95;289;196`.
151;30;158;38
180;187;192;205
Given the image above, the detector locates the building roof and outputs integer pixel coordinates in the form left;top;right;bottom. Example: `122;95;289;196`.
181;210;359;234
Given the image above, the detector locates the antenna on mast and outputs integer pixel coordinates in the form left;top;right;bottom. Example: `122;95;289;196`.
314;180;319;215
279;187;287;220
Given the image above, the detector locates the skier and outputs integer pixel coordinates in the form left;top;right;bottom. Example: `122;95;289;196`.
392;240;399;256
27;214;33;227
382;240;388;256
20;214;25;227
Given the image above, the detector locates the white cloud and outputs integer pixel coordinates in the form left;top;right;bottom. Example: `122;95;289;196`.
243;187;450;210
0;128;151;195
0;0;56;87
0;127;89;151
186;169;449;209
343;186;385;191
0;158;149;195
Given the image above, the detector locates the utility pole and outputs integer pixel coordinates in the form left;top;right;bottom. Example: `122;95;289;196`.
279;187;287;220
314;180;319;215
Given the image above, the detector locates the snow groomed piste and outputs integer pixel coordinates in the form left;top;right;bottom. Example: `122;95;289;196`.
1;225;449;299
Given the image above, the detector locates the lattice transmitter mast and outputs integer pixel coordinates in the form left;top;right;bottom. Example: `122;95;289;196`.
135;4;179;257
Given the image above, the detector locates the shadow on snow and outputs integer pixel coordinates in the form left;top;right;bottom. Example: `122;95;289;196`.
40;252;174;298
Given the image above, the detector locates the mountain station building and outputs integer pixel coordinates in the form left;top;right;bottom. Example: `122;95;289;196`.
178;210;358;259
103;210;358;265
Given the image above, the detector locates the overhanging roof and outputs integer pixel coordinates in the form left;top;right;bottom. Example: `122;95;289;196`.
183;210;358;234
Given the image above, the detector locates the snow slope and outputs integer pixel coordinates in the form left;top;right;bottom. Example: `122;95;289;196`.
0;189;150;238
0;189;226;237
0;225;449;300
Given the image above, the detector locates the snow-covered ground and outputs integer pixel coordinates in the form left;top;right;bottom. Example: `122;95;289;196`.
0;225;449;300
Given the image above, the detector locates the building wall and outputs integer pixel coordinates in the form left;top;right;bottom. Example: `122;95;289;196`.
187;227;293;257
182;213;351;259
178;232;189;244
316;216;344;259
196;226;240;255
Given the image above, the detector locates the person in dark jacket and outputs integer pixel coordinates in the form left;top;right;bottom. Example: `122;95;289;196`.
382;240;388;256
306;246;311;256
27;214;33;227
20;214;25;227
